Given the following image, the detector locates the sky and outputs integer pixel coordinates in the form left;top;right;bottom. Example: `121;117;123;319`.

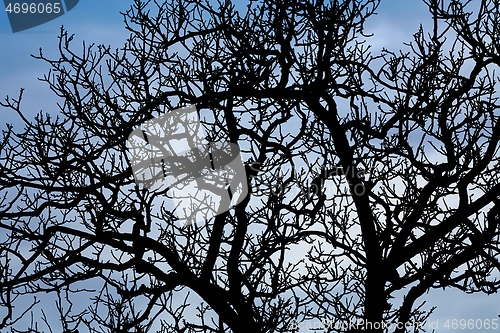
0;0;499;332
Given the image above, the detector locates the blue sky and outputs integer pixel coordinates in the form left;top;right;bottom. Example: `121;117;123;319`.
0;0;131;128
1;0;499;332
0;0;431;127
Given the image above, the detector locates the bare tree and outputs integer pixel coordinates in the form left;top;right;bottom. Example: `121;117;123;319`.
1;0;500;332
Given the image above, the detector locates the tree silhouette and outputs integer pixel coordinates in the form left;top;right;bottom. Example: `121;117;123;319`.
1;0;500;332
